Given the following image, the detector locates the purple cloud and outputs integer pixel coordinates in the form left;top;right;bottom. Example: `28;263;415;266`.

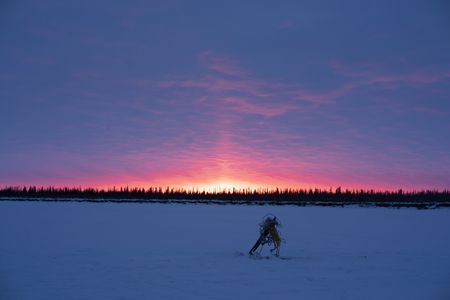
330;60;450;87
130;52;349;117
199;51;249;77
222;97;296;117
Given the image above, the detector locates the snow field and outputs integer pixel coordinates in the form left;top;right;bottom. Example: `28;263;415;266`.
0;201;449;299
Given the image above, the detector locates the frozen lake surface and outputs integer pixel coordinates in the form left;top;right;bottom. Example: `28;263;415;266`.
1;201;449;299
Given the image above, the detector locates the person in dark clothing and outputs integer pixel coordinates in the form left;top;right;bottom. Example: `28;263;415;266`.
249;215;282;256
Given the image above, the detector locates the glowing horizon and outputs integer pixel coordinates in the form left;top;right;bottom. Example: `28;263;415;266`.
1;1;449;191
7;173;446;193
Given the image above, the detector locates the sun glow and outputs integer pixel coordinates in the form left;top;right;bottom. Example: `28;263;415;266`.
180;178;265;192
94;170;310;193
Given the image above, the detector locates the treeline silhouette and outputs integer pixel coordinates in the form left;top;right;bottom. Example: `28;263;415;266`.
1;186;449;208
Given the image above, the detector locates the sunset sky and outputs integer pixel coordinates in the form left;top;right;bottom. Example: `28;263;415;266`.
1;1;450;191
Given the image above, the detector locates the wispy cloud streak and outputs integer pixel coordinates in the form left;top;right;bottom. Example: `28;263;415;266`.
331;60;450;87
130;52;351;117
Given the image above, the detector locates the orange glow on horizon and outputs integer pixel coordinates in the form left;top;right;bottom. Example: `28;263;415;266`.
93;173;323;192
87;172;425;193
14;173;433;193
176;178;280;192
95;178;290;192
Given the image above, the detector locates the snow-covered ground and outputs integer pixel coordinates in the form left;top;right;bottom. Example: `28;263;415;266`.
0;201;449;300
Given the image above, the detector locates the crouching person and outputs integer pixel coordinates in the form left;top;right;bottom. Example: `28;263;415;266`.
249;215;282;256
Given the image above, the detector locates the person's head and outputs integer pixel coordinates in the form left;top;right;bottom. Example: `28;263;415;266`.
265;216;277;225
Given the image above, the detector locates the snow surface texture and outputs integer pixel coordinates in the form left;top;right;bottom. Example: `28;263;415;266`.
0;202;449;300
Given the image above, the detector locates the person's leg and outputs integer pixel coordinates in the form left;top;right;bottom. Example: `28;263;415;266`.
269;243;280;255
249;230;269;254
273;240;281;256
249;238;262;254
268;227;281;256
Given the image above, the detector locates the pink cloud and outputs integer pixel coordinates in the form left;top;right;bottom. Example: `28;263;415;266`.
206;76;271;96
199;51;249;77
289;83;358;104
132;76;268;96
222;97;296;117
128;52;349;116
330;60;450;87
130;53;449;120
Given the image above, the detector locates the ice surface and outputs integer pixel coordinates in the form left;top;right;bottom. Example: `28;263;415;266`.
0;201;449;300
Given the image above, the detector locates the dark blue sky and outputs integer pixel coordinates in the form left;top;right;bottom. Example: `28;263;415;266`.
1;0;450;190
